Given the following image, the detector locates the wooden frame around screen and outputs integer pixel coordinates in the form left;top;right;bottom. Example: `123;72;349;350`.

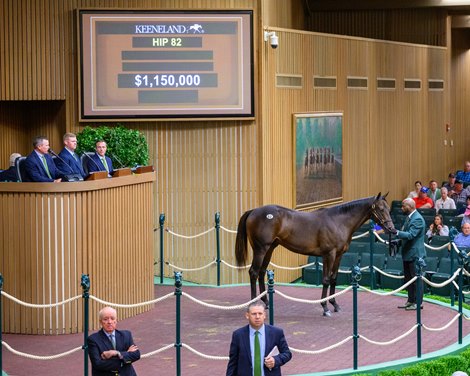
293;112;343;210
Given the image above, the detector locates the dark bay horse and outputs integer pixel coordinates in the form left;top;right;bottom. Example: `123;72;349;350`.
235;193;396;316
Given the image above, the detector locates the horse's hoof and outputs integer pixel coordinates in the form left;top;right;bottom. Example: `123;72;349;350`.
334;306;341;313
323;310;332;317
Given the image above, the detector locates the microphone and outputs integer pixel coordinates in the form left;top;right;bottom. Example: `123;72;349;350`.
48;149;74;174
82;152;103;172
49;149;83;182
109;153;125;169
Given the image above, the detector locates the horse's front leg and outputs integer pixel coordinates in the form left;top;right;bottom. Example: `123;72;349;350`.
328;256;343;313
320;281;331;317
321;254;335;317
328;279;341;313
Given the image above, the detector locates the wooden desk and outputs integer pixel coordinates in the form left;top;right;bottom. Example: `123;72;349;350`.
0;172;156;334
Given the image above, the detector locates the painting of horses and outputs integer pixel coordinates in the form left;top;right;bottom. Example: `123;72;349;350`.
293;112;343;209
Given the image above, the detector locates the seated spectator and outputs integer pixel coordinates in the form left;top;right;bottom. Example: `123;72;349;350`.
54;132;86;179
407;180;422;199
0;153;21;182
87;140;114;177
435;187;456;213
462;205;470;226
413;186;433;208
449;179;470;209
442;172;456;192
427;180;441;203
457;196;470;216
455;161;470;184
454;223;470;249
426;214;449;240
23;136;62;182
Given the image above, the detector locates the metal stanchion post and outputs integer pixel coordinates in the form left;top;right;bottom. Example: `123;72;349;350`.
159;213;165;284
215;212;221;286
267;270;275;325
174;272;182;376
351;265;361;370
458;250;468;344
369;220;375;290
415;258;425;358
449;227;459;307
81;274;90;376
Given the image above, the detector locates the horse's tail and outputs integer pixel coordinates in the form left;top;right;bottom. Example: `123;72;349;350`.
235;210;253;266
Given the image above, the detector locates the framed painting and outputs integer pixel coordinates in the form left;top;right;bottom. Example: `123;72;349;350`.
293;112;343;209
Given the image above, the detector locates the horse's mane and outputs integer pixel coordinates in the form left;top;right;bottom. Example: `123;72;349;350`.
326;196;375;215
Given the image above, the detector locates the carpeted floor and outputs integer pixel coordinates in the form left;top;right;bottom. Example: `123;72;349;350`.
2;283;469;376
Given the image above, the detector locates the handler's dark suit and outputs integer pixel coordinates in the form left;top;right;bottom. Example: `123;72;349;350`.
87;329;140;376
226;324;292;376
396;210;426;304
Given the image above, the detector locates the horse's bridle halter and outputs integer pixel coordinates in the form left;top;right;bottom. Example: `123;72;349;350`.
370;201;394;231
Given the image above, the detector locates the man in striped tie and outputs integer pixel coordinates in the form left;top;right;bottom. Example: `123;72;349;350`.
87;306;140;376
226;301;292;376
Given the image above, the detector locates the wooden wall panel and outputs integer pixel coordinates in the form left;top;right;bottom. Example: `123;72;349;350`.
305;8;448;47
0;0;466;291
450;28;470;174
261;29;449;279
0;175;155;334
261;0;304;30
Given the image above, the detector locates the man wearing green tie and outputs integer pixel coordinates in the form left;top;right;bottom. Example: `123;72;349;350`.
87;140;114;177
227;301;292;376
23;136;62;182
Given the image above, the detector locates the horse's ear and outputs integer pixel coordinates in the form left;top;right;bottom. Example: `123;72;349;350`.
375;192;381;200
383;192;389;199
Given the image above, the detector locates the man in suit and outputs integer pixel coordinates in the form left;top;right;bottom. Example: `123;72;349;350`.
54;132;86;179
226;300;292;376
0;152;21;182
87;306;140;376
23;136;62;182
87;140;114;177
393;197;426;311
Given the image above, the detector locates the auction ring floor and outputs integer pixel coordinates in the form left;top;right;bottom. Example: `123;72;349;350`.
2;282;470;376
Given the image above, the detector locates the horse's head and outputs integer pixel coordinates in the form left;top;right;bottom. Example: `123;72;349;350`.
370;192;396;234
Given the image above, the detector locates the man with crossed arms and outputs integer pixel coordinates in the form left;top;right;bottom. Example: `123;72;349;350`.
87;306;140;376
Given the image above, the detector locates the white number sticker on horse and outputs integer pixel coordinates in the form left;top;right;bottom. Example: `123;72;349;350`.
266;214;274;219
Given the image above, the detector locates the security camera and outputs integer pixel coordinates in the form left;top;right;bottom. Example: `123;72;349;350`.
270;34;278;49
264;31;279;49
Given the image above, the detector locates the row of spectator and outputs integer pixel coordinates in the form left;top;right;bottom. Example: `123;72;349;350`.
0;133;114;182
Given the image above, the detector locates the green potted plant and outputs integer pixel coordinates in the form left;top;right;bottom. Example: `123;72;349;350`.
76;125;149;168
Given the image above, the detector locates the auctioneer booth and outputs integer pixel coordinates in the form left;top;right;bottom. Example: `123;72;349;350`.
0;171;156;334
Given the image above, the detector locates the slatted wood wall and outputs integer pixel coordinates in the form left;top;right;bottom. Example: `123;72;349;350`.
0;0;466;292
0;174;155;334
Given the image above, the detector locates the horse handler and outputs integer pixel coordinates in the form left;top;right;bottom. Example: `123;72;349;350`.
391;197;426;311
